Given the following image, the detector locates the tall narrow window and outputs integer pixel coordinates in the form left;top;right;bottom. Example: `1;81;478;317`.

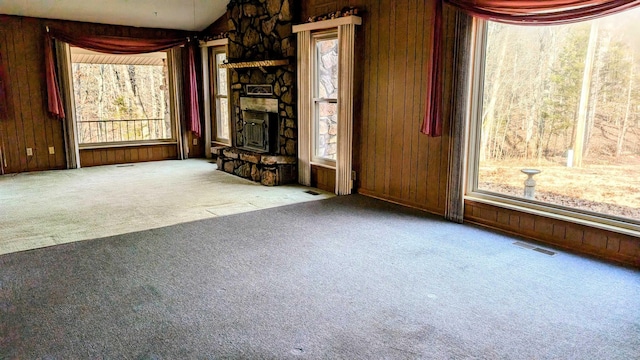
70;47;173;145
213;47;230;143
468;7;640;231
294;15;360;194
312;32;339;165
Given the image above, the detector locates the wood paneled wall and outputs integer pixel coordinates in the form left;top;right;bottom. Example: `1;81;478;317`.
465;201;640;268
301;0;449;215
0;15;191;173
311;165;336;193
79;144;179;167
0;17;66;173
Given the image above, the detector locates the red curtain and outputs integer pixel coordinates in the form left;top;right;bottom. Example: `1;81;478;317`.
421;0;640;137
184;44;201;137
45;28;200;135
45;35;66;119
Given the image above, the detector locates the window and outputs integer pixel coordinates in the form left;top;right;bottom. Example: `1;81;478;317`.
212;47;230;143
468;8;640;231
294;16;360;194
70;48;174;145
312;32;339;165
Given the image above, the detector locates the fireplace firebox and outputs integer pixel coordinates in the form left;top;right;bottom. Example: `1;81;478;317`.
239;97;279;154
241;110;278;153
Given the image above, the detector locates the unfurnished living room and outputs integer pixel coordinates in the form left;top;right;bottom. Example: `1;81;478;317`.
1;0;639;359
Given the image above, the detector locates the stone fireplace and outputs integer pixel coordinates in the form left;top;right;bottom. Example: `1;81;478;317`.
215;0;297;186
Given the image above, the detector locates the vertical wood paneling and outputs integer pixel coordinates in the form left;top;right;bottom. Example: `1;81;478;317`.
311;165;336;193
400;0;418;200
409;0;426;204
4;21;25;172
383;1;396;196
78;145;178;167
374;0;390;196
0;29;18;171
0;15;190;173
388;1;406;198
415;2;431;209
25;19;50;170
362;1;378;192
15;18;38;171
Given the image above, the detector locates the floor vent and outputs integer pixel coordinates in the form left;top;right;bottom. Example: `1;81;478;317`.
513;241;556;256
531;247;556;256
304;190;320;196
116;164;134;168
513;241;536;250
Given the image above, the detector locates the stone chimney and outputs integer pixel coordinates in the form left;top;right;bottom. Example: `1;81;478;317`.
216;0;297;186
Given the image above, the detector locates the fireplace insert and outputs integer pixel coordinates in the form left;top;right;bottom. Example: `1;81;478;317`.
238;97;280;153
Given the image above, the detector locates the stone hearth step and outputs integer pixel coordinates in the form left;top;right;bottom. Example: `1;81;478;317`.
216;147;297;186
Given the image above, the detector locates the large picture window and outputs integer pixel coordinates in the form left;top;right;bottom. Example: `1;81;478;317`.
468;8;640;231
70;48;174;145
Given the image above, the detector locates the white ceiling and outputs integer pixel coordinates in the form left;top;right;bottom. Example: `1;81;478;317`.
0;0;228;31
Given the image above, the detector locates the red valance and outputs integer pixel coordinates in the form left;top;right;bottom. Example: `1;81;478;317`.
421;0;640;137
47;29;187;55
45;28;201;136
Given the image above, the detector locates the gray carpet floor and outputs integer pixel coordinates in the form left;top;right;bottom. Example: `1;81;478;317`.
1;195;639;359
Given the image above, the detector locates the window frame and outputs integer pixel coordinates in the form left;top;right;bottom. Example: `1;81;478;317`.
311;30;339;168
69;49;178;149
211;46;231;144
465;19;640;237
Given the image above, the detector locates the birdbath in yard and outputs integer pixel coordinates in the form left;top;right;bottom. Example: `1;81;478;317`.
521;169;541;199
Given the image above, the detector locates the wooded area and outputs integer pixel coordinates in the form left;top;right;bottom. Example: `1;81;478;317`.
72;62;171;144
480;10;640;165
478;8;640;221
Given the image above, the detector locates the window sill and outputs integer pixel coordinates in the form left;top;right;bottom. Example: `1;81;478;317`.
79;141;177;150
465;192;640;238
211;140;231;147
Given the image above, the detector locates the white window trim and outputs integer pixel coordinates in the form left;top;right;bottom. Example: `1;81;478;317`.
213;48;231;144
294;16;361;195
200;38;231;158
465;19;640;237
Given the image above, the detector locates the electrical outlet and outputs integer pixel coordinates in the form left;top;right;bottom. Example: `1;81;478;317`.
26;148;33;156
351;170;356;181
48;146;55;155
192;138;198;145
